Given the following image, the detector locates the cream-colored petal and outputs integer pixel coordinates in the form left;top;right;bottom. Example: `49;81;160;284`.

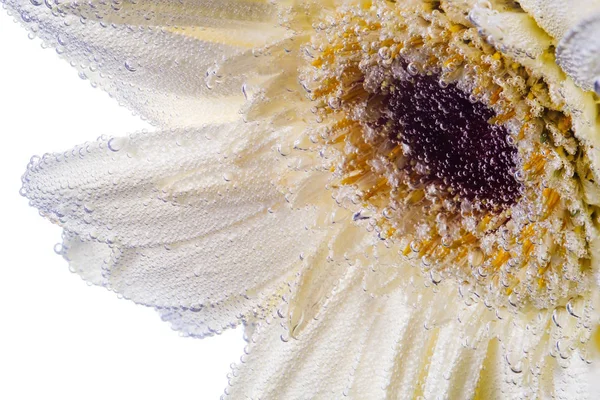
61;0;280;27
4;0;290;127
62;231;112;286
225;265;496;399
421;309;490;399
556;12;600;93
551;354;600;400
286;219;366;338
517;0;600;42
23;123;286;247
60;0;289;51
33;121;332;332
157;297;259;338
226;267;377;399
516;0;600;92
225;252;599;399
107;206;325;309
469;2;553;60
58;202;328;337
476;345;600;400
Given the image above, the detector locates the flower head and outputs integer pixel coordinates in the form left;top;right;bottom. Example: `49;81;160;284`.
9;0;600;398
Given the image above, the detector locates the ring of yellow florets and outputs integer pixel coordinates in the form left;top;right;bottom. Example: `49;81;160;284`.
299;0;596;312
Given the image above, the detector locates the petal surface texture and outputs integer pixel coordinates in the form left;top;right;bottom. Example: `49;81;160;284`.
24;123;327;336
5;0;289;127
227;264;600;399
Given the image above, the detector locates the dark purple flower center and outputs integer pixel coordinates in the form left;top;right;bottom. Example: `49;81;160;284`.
388;74;521;208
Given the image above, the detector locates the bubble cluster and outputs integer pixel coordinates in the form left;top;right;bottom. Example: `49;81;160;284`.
388;73;521;208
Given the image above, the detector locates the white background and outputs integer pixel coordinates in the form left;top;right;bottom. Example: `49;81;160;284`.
0;10;244;400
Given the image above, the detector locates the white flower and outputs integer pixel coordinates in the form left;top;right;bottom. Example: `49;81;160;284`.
9;0;600;398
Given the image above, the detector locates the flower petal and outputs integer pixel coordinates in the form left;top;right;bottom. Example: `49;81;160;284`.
551;355;600;400
59;202;327;336
61;0;280;28
516;0;600;92
556;12;600;93
62;231;112;286
34;121;332;333
227;267;378;398
469;4;553;60
226;268;499;399
5;0;289;127
157;300;252;338
60;209;325;330
517;0;600;41
226;260;599;399
23;123;286;247
106;205;324;309
286;219;366;338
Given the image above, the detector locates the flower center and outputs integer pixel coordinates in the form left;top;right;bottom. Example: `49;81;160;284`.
387;73;520;209
298;0;594;312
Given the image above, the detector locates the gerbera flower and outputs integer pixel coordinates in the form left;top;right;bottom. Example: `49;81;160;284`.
9;0;600;398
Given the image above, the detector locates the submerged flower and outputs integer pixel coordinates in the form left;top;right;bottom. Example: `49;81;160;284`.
9;0;600;397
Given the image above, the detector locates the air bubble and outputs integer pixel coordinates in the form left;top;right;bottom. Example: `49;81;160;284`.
505;352;523;374
107;137;124;152
378;46;391;60
429;270;442;285
223;172;233;182
566;298;582;318
277;144;292;157
552;307;567;328
57;34;68;46
407;63;419;76
328;96;341;109
53;243;63;255
124;60;138;72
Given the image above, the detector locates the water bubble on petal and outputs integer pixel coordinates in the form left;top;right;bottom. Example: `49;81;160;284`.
53;243;63;255
277;143;292;157
566;298;583;319
21;11;32;22
124;60;138;72
107;137;125;152
222;172;233;182
505;351;523;374
552;306;567;328
429;270;442;285
57;33;68;46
